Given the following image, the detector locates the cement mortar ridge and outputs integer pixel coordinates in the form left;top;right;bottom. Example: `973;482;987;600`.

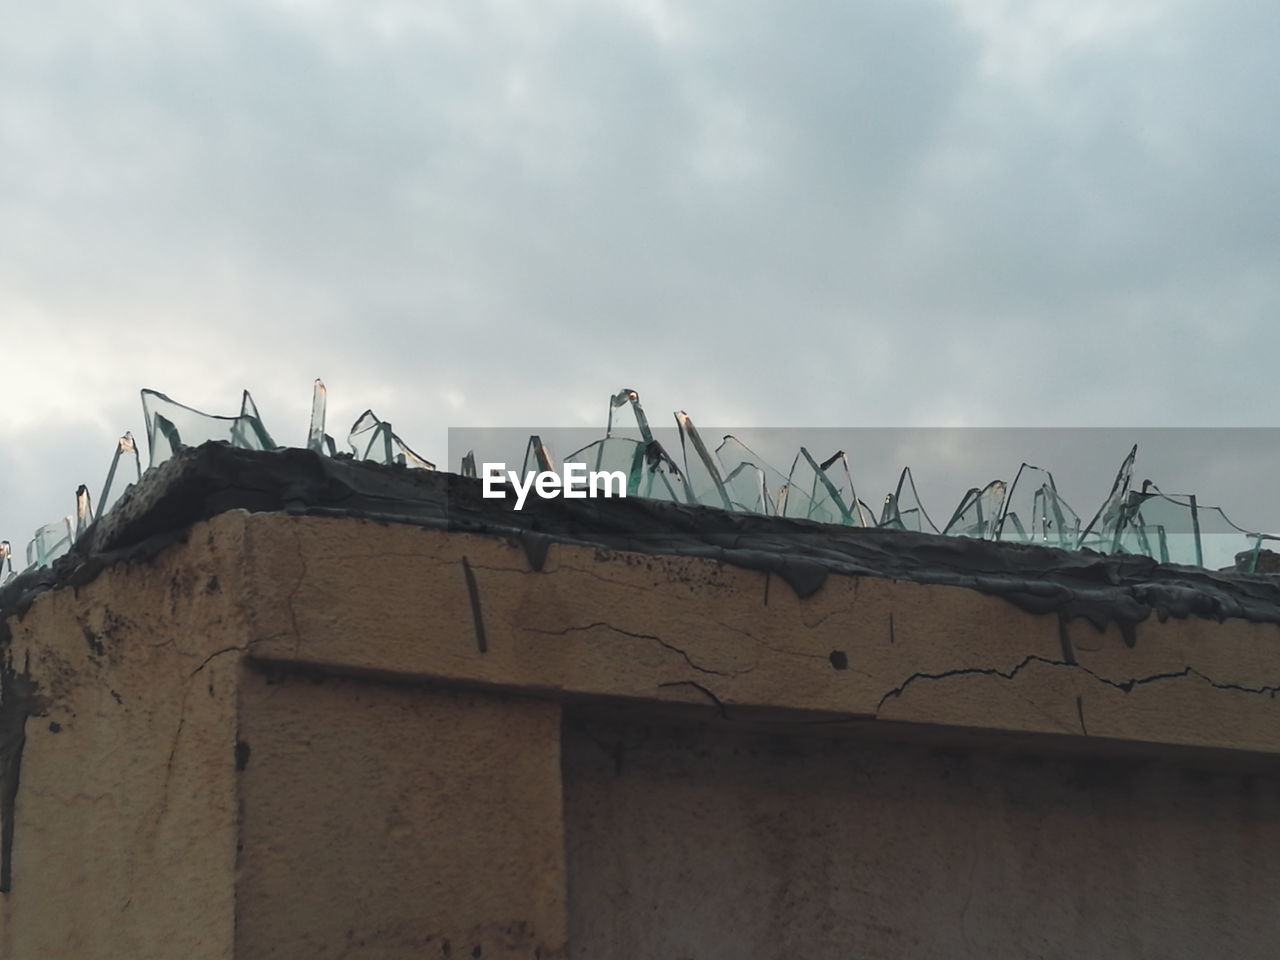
5;442;1280;635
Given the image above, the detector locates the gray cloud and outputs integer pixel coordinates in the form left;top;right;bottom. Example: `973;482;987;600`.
2;0;1278;549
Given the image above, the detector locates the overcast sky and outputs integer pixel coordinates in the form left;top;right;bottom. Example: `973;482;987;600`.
3;0;1278;552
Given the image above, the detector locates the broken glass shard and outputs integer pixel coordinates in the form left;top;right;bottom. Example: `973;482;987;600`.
785;449;860;526
75;485;94;539
675;412;731;510
996;463;1080;548
26;517;74;569
522;435;555;476
1078;445;1137;553
11;383;1280;578
141;389;277;468
817;450;875;527
606;388;654;443
716;436;806;517
308;379;335;455
99;432;142;517
347;411;434;470
1110;484;1265;570
943;480;1007;540
713;436;776;515
879;467;939;534
566;435;688;504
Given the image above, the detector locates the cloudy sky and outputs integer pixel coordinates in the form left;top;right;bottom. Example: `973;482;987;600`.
3;0;1278;552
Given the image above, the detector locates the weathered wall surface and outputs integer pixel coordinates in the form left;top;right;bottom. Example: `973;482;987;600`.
241;513;1280;756
564;715;1280;960
235;669;568;959
5;506;1280;959
0;513;250;960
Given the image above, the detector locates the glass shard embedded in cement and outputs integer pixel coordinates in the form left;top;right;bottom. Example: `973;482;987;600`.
606;388;653;443
719;436;809;517
944;480;1007;540
995;464;1080;548
676;412;731;510
785;449;860;526
1078;445;1137;553
348;410;434;470
142;389;277;468
714;436;777;515
7;384;1278;577
26;517;74;569
74;486;93;539
522;436;555;477
98;432;142;518
567;435;687;504
308;379;335;455
880;467;939;534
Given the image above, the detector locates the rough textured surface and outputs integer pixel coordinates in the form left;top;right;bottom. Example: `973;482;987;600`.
9;443;1280;635
238;512;1280;756
4;447;1280;958
236;670;567;959
0;515;248;960
564;714;1280;960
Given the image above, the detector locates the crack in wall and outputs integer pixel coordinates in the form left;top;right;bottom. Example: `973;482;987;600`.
528;622;731;677
877;654;1280;712
155;642;254;828
657;680;729;718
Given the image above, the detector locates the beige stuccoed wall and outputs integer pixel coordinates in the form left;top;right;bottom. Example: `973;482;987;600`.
3;508;1280;958
237;512;1280;755
0;514;250;960
563;714;1280;959
235;670;568;959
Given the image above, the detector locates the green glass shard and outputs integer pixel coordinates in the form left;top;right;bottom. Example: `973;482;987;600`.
308;379;329;454
606;388;654;443
13;383;1280;578
141;388;277;468
879;467;939;534
26;516;74;569
943;480;1007;539
1078;445;1137;553
716;435;815;517
348;411;380;456
566;435;687;504
347;411;434;469
99;432;141;517
713;436;776;515
996;464;1080;548
816;450;875;527
1112;484;1265;570
522;436;555;476
675;412;731;509
1184;501;1263;572
784;448;861;526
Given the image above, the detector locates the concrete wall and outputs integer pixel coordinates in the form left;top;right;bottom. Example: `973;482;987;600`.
3;509;1280;958
236;670;567;959
0;515;246;959
564;713;1280;959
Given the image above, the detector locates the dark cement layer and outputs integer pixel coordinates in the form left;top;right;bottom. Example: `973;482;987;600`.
5;443;1280;635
